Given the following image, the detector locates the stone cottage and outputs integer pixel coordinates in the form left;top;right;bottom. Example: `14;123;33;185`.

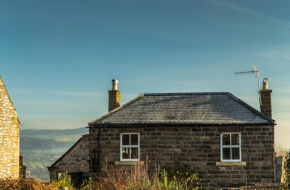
88;79;275;189
0;76;21;178
48;134;89;188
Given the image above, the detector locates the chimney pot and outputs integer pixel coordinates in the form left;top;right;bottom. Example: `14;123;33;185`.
112;79;118;91
262;78;269;90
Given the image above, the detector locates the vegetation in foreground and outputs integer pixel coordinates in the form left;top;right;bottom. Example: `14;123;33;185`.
0;178;59;190
96;159;202;190
1;153;290;190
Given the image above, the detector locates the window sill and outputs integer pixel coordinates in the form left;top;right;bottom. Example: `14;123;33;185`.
216;162;246;167
115;161;144;166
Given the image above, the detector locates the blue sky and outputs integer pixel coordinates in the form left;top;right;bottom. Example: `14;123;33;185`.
0;0;290;146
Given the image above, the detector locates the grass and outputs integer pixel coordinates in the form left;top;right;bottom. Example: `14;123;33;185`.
95;158;202;190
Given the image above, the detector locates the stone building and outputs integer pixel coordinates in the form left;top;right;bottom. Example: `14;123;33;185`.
88;79;275;189
48;135;89;188
0;76;21;179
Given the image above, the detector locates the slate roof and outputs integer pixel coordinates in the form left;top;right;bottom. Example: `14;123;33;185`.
48;134;89;168
89;93;275;126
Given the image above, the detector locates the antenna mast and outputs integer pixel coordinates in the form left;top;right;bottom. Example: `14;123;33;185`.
235;66;262;106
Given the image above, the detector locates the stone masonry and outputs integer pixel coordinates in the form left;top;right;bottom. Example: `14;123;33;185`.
260;90;272;119
108;90;121;112
48;135;89;181
108;79;121;112
0;77;20;179
260;78;272;119
89;125;275;189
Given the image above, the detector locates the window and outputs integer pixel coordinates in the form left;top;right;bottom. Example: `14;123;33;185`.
221;133;241;162
120;133;140;161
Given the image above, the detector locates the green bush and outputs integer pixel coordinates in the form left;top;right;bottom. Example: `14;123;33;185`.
162;162;201;190
283;151;290;188
97;158;201;190
51;172;74;189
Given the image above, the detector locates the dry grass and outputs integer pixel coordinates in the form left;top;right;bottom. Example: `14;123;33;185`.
0;178;59;190
96;158;201;190
240;183;288;190
98;159;160;190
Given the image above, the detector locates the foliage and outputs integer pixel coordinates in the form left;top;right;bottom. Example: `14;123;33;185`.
80;177;99;190
163;161;201;190
0;178;59;190
282;150;290;188
51;172;74;189
163;162;201;190
96;158;201;190
240;183;288;190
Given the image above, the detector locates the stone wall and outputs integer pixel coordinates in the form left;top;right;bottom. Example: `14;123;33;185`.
108;90;121;112
260;89;272;118
89;125;275;189
48;135;89;181
0;77;20;179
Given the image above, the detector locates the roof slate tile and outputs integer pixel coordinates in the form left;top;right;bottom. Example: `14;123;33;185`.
89;93;274;126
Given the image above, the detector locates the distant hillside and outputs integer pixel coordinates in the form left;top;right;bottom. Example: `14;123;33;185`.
20;127;89;181
20;127;88;140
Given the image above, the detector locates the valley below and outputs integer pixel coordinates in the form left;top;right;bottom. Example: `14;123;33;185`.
20;127;88;181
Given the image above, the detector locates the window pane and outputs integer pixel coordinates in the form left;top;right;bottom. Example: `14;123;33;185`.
131;147;139;159
223;148;231;159
232;148;240;160
122;147;130;159
222;134;230;145
122;134;129;145
232;134;240;145
131;134;138;145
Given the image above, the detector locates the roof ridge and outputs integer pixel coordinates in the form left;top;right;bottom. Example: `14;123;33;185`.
144;92;229;96
88;93;145;126
226;93;275;124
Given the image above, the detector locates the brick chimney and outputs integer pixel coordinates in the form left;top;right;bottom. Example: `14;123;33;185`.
260;78;272;118
108;79;121;112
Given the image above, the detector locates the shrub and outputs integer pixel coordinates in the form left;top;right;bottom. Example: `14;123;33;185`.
96;158;201;190
51;172;74;189
240;183;288;190
0;178;59;190
282;150;290;188
163;162;201;190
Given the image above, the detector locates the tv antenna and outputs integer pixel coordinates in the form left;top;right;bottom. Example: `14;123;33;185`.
235;66;262;106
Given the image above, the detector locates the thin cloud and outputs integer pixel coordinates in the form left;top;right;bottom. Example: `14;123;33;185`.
257;46;290;62
11;89;106;98
209;0;290;28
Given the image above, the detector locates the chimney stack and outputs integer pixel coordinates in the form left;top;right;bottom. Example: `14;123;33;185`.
108;79;121;112
260;78;272;118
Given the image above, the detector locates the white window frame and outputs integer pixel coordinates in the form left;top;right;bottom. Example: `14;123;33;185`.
120;133;140;161
220;132;241;162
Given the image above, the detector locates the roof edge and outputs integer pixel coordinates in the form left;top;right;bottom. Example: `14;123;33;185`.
0;76;21;126
226;93;275;124
89;123;275;127
49;134;89;168
88;93;145;126
143;92;229;96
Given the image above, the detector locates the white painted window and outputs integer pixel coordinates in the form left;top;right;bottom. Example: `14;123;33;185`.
120;133;140;161
221;133;241;162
